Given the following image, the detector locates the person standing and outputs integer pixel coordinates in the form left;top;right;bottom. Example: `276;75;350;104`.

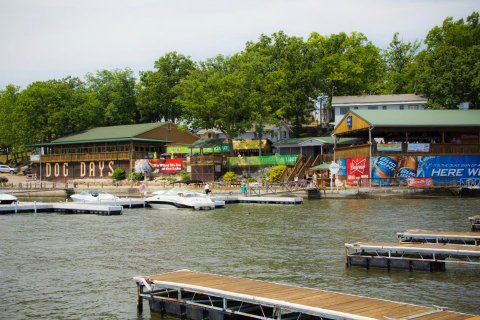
204;183;211;195
241;182;247;196
139;183;146;198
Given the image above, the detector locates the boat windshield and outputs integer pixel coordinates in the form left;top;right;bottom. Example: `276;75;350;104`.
164;188;203;197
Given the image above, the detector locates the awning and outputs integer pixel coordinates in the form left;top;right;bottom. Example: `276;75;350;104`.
310;162;331;170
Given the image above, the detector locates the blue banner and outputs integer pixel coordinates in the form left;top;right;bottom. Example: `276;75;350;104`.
416;155;480;184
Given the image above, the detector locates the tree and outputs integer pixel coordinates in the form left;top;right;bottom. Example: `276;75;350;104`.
137;52;196;123
0;85;20;149
383;32;420;94
308;31;385;98
85;68;137;125
415;12;480;109
13;77;101;146
174;55;252;155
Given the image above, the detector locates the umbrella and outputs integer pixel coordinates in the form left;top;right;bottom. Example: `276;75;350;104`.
311;162;331;170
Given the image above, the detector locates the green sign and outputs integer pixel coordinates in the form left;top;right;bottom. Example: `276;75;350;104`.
228;154;298;167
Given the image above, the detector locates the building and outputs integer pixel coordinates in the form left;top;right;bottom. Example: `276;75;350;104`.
331;110;480;186
331;94;428;126
31;122;198;181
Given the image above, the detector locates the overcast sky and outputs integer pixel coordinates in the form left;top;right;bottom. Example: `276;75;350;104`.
1;0;478;89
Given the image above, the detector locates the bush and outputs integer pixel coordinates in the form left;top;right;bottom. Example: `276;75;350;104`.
180;170;190;181
0;177;8;183
246;177;257;183
268;165;286;183
112;168;126;181
223;171;237;184
129;172;144;181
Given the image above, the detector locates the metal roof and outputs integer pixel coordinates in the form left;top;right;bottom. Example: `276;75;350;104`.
332;94;427;106
274;136;360;147
350;110;480;127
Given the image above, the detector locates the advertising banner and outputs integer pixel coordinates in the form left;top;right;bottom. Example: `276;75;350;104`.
161;159;183;173
407;143;430;152
377;143;402;152
416;155;480;184
407;178;433;187
346;157;370;185
228;154;298;167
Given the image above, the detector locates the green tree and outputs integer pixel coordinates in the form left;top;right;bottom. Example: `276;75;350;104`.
415;12;480;109
174;55;252;155
0;85;20;149
137;52;196;123
383;32;420;93
85;68;137;125
14;77;101;146
308;31;385;98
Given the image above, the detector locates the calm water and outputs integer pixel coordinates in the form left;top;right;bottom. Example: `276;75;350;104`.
1;197;479;319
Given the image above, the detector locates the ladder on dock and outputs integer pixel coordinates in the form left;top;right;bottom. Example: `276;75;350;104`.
134;269;477;320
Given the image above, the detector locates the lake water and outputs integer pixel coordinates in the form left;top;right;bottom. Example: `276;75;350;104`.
1;197;479;319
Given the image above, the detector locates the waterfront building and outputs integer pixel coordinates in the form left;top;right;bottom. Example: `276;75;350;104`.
30;122;198;181
331;94;427;126
332;109;480;186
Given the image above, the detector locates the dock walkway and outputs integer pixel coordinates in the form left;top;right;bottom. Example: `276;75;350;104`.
212;196;303;205
397;230;480;245
0;202;123;215
134;270;477;320
345;242;480;271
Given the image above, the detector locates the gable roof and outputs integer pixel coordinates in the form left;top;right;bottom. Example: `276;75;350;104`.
48;123;172;145
351;110;480;127
332;94;427;106
333;110;480;136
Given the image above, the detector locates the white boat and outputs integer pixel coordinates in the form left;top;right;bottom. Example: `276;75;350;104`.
145;188;215;210
70;190;120;203
0;192;18;204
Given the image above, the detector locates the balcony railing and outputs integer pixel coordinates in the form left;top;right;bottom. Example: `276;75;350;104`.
33;151;132;163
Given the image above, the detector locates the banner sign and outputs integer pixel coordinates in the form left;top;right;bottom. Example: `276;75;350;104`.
135;158;183;174
161;158;183;173
377;143;402;152
407;143;430;152
167;144;229;155
416;155;480;183
407;178;433;187
346;157;370;185
228;154;298;167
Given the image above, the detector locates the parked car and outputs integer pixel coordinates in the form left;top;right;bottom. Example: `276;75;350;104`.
0;165;18;174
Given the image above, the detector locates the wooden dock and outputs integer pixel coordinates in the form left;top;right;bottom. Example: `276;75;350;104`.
397;230;480;245
469;215;480;231
134;269;478;320
212;196;303;205
0;202;123;215
345;242;480;271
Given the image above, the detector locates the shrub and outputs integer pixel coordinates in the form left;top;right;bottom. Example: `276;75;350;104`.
180;170;190;181
129;172;144;181
268;165;286;183
246;177;257;183
222;171;237;184
0;177;8;183
112;168;126;181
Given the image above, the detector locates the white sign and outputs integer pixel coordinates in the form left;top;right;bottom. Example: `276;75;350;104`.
329;162;340;175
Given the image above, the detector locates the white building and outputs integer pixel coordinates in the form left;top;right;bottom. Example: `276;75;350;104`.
331;94;428;126
197;123;291;143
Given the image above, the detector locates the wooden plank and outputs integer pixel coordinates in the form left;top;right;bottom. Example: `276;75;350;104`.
139;270;476;320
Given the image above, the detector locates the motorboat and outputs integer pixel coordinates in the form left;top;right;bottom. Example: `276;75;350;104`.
0;191;18;204
145;188;216;210
70;190;120;203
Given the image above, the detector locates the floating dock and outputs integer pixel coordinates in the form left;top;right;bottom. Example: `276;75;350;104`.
212;196;303;205
397;230;480;246
133;269;477;320
0;202;123;215
345;242;480;271
469;215;480;231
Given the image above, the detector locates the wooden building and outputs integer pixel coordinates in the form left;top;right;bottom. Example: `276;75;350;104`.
331;110;480;186
30;122;198;181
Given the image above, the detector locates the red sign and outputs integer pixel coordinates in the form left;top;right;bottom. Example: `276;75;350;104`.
407;178;433;187
346;157;370;185
161;158;183;173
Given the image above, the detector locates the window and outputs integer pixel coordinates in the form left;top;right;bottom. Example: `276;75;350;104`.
339;107;349;115
408;105;419;110
382;106;387;110
399;106;404;110
353;106;358;110
368;106;378;110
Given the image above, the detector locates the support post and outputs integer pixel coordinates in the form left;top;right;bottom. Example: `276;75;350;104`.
137;283;144;313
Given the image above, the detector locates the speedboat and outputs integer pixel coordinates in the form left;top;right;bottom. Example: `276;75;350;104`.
0;191;17;204
70;190;120;203
145;188;216;210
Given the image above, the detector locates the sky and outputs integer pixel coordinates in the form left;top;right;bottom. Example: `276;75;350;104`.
1;0;478;89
